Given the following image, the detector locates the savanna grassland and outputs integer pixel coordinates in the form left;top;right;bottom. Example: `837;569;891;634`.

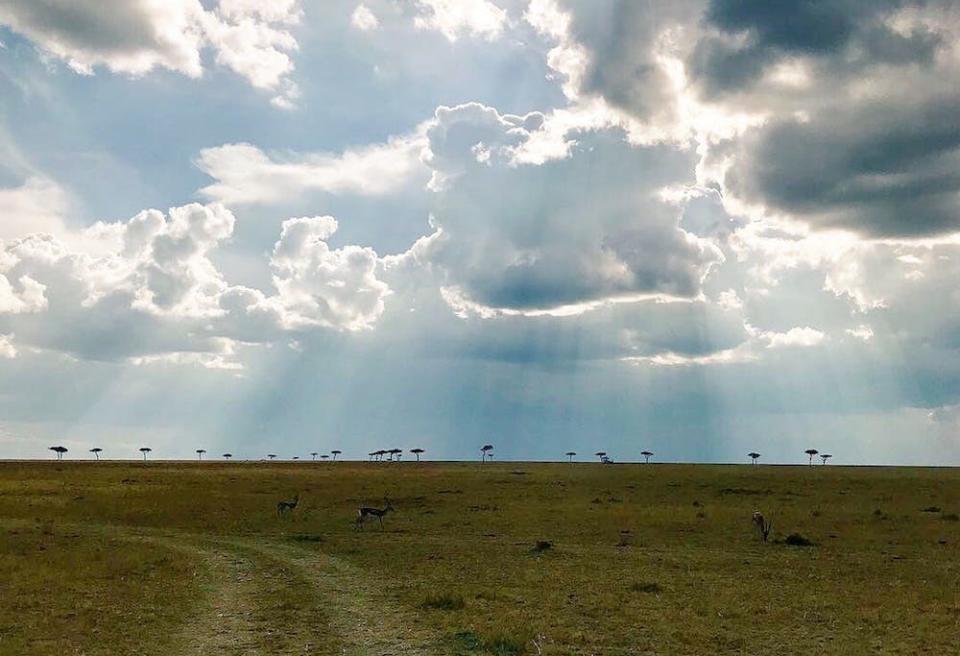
0;461;957;656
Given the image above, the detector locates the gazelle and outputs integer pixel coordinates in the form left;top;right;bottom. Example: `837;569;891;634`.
355;497;394;531
277;493;300;517
752;510;772;542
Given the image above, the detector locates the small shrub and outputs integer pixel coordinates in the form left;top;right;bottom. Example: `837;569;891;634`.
422;593;466;610
452;631;482;650
486;636;525;656
922;506;942;513
941;513;960;522
631;582;662;594
532;540;553;553
784;533;814;547
289;533;323;543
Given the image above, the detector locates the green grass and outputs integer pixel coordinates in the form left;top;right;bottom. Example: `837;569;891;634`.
0;461;958;654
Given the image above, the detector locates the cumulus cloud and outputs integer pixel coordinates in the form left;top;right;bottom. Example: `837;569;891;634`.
0;0;302;107
410;102;723;314
0;196;391;364
267;216;390;330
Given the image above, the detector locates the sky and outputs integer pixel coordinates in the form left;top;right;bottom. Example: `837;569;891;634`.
1;0;960;464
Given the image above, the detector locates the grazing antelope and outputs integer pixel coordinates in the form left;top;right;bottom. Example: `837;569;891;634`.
752;510;772;542
355;497;394;531
277;493;300;517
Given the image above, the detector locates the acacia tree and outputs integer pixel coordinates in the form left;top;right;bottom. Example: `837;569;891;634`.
331;449;341;461
196;449;206;461
748;452;760;465
641;451;654;464
139;447;152;462
820;454;833;465
594;451;607;462
320;455;328;460
267;454;277;460
311;452;318;461
49;446;68;460
223;453;232;460
393;449;403;462
805;449;819;465
90;447;103;461
565;451;576;463
411;447;425;462
480;444;493;463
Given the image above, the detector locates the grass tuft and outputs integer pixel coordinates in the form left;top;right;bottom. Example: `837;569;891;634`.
422;592;466;611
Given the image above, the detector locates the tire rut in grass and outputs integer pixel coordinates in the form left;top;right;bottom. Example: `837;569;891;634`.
230;539;446;656
148;537;337;656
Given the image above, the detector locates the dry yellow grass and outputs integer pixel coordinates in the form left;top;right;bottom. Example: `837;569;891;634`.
0;460;957;655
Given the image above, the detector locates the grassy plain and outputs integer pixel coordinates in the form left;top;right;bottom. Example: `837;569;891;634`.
0;460;957;655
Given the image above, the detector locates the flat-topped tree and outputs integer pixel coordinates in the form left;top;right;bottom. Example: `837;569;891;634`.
565;451;576;463
394;449;403;462
331;449;341;461
139;447;151;462
311;452;318;461
411;448;424;462
594;451;607;462
805;449;819;465
820;454;832;465
196;449;206;461
267;454;277;460
49;446;68;460
641;451;654;464
320;454;329;460
222;453;232;460
90;447;103;461
748;452;760;465
480;444;493;463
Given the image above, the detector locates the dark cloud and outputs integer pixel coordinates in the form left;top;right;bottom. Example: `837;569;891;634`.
727;94;960;236
691;0;940;96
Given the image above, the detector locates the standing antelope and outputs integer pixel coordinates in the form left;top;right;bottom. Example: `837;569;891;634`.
355;497;394;531
277;493;300;517
752;510;772;542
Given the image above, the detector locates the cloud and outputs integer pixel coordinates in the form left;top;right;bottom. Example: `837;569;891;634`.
409;102;723;314
412;0;508;42
0;198;392;363
0;334;15;358
0;177;71;242
350;4;380;31
0;0;302;107
267;216;390;330
196;136;428;205
725;93;960;237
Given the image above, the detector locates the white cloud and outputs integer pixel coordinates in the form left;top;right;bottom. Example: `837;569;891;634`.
267;216;390;331
350;4;380;31
196;135;428;205
0;333;16;358
0;177;71;242
413;0;508;42
761;326;826;349
0;201;392;364
846;324;874;341
0;0;302;107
